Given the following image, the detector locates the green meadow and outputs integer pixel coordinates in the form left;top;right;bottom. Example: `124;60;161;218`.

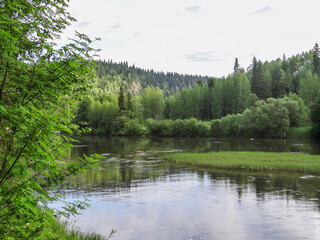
167;151;320;175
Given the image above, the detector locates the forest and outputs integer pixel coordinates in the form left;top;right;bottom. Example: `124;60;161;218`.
75;45;320;138
4;1;320;239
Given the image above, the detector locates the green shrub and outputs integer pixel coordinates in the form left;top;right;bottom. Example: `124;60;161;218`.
287;126;311;138
120;119;148;136
111;116;130;135
220;114;241;136
172;119;186;136
197;121;210;137
210;119;222;137
184;118;199;136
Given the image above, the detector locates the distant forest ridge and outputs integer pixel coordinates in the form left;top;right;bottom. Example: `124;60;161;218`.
94;59;209;97
93;45;315;97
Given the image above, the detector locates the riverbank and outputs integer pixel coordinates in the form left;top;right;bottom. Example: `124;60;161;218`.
167;151;320;175
44;220;114;240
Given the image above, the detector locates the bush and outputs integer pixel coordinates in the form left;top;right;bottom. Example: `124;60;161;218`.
287;126;311;138
146;118;210;137
172;119;186;136
220;114;241;136
239;99;290;138
197;121;210;137
120;119;149;136
184;118;199;137
210;119;222;137
111;116;130;135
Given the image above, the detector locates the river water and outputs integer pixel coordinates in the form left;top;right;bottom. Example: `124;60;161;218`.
58;137;320;239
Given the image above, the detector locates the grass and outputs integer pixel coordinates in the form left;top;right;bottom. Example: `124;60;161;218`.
287;126;312;138
44;220;116;240
167;151;320;175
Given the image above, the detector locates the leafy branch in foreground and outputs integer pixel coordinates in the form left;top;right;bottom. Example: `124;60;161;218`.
0;0;100;239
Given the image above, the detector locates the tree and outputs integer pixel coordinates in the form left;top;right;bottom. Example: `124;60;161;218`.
310;91;320;138
313;43;320;76
251;58;269;100
196;79;203;86
234;58;240;73
272;68;287;98
207;77;216;90
298;69;320;106
250;57;259;94
126;90;134;118
118;85;127;114
141;86;164;120
0;1;98;238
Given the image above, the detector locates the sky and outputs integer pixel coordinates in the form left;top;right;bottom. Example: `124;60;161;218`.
64;0;320;77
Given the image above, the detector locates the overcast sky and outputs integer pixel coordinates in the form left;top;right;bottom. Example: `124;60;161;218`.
65;0;320;77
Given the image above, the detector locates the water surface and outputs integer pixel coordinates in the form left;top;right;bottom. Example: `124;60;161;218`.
58;137;320;239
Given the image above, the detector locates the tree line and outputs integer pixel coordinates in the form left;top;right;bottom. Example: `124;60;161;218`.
93;60;209;97
76;44;320;138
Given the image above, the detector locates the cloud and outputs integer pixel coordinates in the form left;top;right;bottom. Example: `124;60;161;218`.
185;51;224;62
77;21;90;27
248;6;273;16
111;23;121;29
185;5;200;12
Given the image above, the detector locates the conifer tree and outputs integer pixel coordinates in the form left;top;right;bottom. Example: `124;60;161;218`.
313;43;320;76
126;90;134;118
207;78;216;90
250;57;259;95
251;57;269;100
196;79;203;86
272;68;287;98
118;86;127;113
234;58;240;73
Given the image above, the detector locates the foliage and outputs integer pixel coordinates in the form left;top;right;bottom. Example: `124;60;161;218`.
119;119;148;136
210;119;222;137
74;42;320;139
0;1;98;238
250;58;269;100
298;69;320;106
94;60;209;97
287;126;311;138
141;86;164;120
310;91;320;138
219;114;242;136
145;118;210;137
43;220;114;240
285;93;309;126
118;85;126;114
239;98;290;138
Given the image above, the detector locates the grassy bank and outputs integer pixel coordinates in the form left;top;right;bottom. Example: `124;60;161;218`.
167;151;320;175
43;220;115;240
287;126;312;138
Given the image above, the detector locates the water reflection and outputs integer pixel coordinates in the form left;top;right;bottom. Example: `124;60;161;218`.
59;137;320;240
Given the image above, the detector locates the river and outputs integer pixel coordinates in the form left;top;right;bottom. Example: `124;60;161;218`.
56;137;320;239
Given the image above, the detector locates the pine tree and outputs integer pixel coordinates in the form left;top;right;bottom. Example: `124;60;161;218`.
126;91;134;118
313;43;320;76
196;79;203;86
272;68;287;98
250;57;259;95
234;58;240;73
251;57;269;100
207;78;215;90
118;86;127;113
